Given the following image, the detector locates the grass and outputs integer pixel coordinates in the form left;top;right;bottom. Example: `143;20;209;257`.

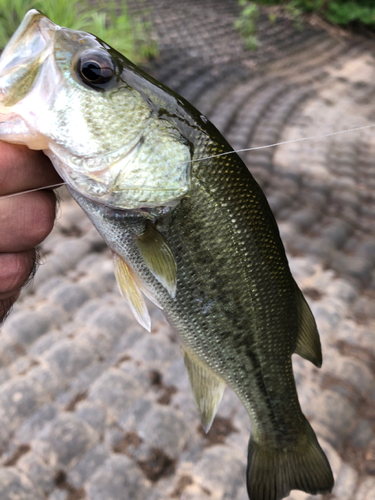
253;1;375;28
236;0;375;51
0;0;158;63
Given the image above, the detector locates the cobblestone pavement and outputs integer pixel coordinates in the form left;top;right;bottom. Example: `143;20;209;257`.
1;1;375;499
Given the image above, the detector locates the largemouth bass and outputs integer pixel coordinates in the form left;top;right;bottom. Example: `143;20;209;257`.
0;11;334;500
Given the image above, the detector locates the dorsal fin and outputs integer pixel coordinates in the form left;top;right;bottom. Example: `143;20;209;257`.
136;221;177;298
181;344;226;432
113;253;151;332
294;292;322;368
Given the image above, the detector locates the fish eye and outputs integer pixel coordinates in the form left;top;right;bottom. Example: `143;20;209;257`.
76;51;115;88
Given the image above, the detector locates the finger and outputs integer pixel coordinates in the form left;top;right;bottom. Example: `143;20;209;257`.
0;249;37;299
0;142;62;195
0;190;57;252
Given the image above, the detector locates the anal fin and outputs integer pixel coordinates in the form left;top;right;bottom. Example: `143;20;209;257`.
181;345;226;432
113;253;151;332
294;292;322;368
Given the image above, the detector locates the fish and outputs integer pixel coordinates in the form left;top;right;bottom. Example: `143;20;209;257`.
0;10;334;500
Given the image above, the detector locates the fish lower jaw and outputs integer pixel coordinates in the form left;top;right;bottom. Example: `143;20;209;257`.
0;113;48;149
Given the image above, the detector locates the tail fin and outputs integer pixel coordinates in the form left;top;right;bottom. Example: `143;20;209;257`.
246;421;334;500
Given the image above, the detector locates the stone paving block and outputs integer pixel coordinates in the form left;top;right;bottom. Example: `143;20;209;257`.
68;443;110;489
129;333;181;366
53;239;92;269
163;358;190;392
0;378;50;448
313;390;356;440
17;450;56;494
49;489;68;500
42;339;98;382
27;366;66;399
29;331;65;357
85;305;133;341
357;329;375;357
193;445;246;500
0;467;46;500
49;283;91;313
74;298;107;325
119;398;153;431
75;401;107;435
68;361;109;395
86;455;150;500
356;477;375;500
36;277;69;300
16;404;59;444
325;357;374;398
1;310;54;348
32;413;98;469
88;369;143;422
137;405;190;459
333;463;358;500
325;279;358;303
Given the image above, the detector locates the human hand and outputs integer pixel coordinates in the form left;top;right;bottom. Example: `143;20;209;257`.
0;142;62;322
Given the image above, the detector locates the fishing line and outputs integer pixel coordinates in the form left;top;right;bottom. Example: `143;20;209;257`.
0;182;66;199
0;122;374;200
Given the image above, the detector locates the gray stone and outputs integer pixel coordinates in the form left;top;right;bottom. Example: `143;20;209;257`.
351;419;374;447
0;378;50;447
53;239;92;269
49;489;68;500
27;366;65;398
28;330;63;356
193;445;246;499
119;398;152;431
32;413;98;468
325;279;358;303
88;369;142;421
16;404;58;443
310;303;341;331
358;329;375;357
313;390;356;439
163;358;190;391
37;277;69;299
17;451;56;494
86;455;150;500
356;477;375;500
85;305;132;340
49;283;90;313
74;299;107;325
0;467;45;500
1;310;53;347
129;334;180;366
75;401;107;434
325;356;374;398
137;406;190;458
354;296;375;320
68;362;108;395
68;443;110;488
333;463;358;500
32;257;66;288
42;339;98;381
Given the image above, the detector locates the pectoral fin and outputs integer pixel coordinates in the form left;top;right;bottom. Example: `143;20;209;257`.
136;221;177;298
181;345;226;432
113;253;151;332
294;293;322;368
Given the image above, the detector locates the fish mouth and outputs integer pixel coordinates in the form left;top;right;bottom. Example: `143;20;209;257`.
0;10;56;108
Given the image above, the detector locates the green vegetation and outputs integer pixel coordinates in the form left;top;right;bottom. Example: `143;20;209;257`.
0;0;158;63
235;0;260;50
236;0;375;50
253;1;375;28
